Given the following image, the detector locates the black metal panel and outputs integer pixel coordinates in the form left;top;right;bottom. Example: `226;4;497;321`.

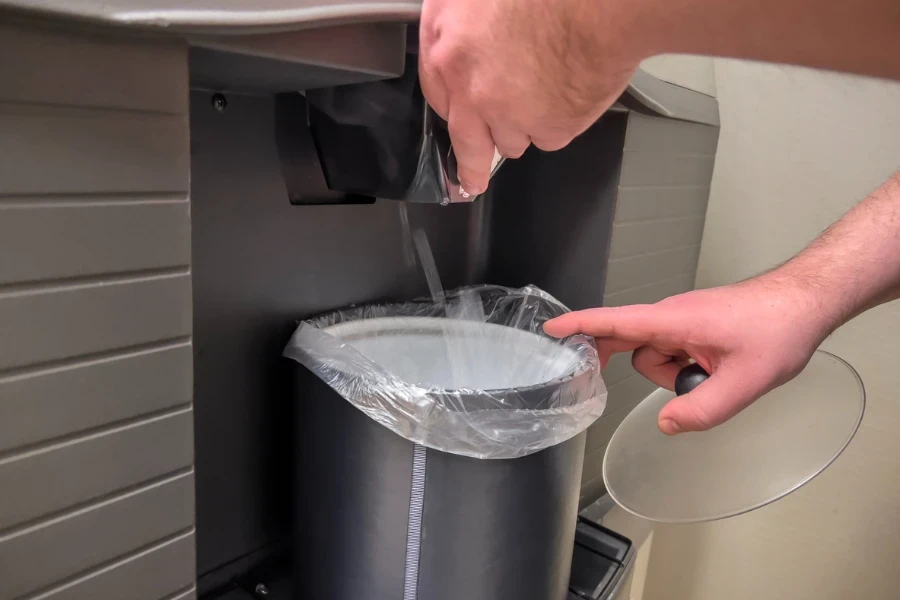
192;88;624;594
416;433;587;600
189;89;481;589
486;112;627;310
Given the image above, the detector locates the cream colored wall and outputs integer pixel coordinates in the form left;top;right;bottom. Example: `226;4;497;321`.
643;59;900;599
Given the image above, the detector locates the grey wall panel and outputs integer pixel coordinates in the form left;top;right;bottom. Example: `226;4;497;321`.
0;201;190;284
585;394;647;460
0;410;193;530
167;589;198;600
0;473;194;600
603;273;696;308
604;244;702;294
602;352;635;388
0;342;192;453
580;377;655;494
623;112;719;154
0;23;186;114
601;373;659;417
581;444;606;487
486;112;627;311
608;216;706;260
0;109;188;196
0;22;195;600
582;111;717;504
31;533;195;600
614;186;711;222
0;274;191;371
580;471;608;511
618;153;715;188
585;376;656;461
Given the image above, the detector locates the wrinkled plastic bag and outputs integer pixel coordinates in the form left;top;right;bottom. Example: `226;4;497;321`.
306;50;502;205
284;285;606;459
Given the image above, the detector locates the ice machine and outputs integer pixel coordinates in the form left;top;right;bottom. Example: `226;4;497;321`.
0;2;719;600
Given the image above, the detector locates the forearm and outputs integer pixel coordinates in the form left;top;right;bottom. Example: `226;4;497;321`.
761;173;900;336
622;0;900;80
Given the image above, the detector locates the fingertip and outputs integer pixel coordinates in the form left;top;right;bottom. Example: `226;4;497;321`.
542;314;573;338
542;321;562;338
458;178;486;197
658;418;684;435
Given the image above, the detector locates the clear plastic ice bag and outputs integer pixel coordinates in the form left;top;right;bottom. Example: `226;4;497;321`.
284;285;607;459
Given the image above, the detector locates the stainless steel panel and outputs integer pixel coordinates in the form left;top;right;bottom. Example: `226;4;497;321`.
0;410;193;530
31;533;195;600
0;201;190;284
190;23;406;91
0;473;194;600
0;342;192;453
0;0;422;34
0;274;191;371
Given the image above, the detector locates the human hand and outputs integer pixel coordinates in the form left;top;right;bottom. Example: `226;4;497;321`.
418;0;645;195
544;277;837;435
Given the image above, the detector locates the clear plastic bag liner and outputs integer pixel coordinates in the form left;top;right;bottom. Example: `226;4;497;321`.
284;285;607;459
306;50;501;205
306;53;456;204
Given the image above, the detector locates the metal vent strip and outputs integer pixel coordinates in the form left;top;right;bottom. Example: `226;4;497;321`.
402;443;427;600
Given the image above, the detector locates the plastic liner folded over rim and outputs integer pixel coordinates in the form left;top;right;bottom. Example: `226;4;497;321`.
284;285;607;459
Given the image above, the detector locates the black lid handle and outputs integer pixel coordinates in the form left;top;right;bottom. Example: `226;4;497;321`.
675;363;710;396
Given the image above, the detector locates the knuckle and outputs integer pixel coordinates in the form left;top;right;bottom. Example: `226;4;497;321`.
495;140;528;159
448;120;478;150
532;136;570;152
467;83;495;108
500;147;526;159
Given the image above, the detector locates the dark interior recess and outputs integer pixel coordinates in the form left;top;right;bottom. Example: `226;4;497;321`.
190;81;623;593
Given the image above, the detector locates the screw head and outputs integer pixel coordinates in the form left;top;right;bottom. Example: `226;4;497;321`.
211;93;227;112
254;583;269;597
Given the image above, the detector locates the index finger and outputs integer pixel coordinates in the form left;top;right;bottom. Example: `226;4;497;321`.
543;305;680;345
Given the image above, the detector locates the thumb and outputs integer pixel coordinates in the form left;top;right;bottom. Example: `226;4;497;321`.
657;365;767;435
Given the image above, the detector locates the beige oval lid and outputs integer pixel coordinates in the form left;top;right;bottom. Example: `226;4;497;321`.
603;350;865;523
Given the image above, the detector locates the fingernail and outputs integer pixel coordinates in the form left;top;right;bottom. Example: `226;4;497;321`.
460;182;483;196
659;418;684;435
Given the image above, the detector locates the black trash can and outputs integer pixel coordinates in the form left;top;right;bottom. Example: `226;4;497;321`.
286;286;606;600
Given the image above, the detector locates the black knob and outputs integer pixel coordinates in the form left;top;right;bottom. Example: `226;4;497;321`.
675;363;710;396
